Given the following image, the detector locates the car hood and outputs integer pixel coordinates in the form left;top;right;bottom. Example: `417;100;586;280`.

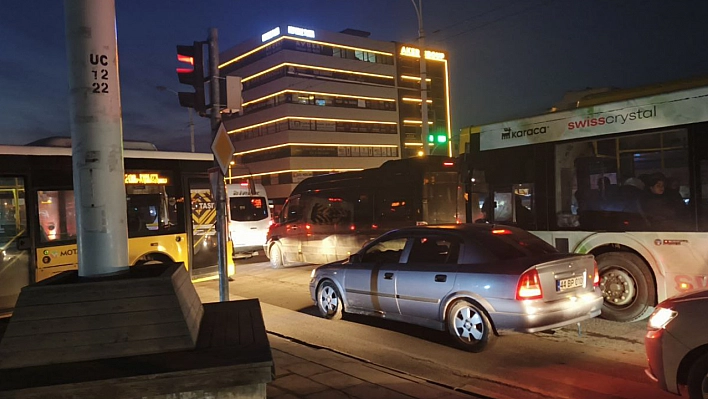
315;258;349;272
662;288;708;305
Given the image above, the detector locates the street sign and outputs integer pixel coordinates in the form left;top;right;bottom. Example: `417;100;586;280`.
211;122;234;175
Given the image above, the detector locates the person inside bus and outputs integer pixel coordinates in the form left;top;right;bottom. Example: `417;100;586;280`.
641;173;686;231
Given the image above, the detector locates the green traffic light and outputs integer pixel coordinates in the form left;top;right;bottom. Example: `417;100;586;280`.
436;135;447;143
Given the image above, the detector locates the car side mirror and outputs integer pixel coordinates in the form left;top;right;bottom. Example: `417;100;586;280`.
349;253;362;264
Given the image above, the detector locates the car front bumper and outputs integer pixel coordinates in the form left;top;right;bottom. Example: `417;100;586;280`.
644;327;690;395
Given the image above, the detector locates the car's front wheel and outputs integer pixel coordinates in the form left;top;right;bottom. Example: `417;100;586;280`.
687;352;708;399
316;280;343;320
446;300;495;352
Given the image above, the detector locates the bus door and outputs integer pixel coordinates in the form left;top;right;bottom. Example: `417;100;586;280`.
0;177;29;316
188;178;218;278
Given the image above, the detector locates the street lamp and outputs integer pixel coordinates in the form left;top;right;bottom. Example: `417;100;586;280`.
156;85;195;152
410;0;429;155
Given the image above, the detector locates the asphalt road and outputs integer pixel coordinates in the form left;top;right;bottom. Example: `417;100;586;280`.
193;255;672;399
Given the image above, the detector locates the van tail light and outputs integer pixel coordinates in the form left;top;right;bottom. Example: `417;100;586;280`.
516;269;543;300
593;260;600;287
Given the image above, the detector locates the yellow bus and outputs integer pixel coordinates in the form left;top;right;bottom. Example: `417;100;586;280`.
0;141;233;317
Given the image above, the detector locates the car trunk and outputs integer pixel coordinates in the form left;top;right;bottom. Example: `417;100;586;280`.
534;254;596;302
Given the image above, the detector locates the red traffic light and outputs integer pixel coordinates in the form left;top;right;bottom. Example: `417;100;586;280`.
176;42;206;114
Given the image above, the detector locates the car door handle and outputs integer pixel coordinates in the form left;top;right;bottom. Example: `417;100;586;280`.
384;272;394;280
435;274;447;283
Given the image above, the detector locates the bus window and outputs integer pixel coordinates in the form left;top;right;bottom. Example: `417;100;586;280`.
125;170;181;237
37;190;76;243
0;177;29;315
555;129;690;231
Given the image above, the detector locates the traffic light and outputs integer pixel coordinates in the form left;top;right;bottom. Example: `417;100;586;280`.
427;133;448;144
176;42;206;114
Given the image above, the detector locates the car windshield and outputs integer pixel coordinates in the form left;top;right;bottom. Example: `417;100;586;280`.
230;197;268;222
474;228;558;260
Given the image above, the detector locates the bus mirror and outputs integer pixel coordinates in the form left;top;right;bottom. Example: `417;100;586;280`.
16;236;30;251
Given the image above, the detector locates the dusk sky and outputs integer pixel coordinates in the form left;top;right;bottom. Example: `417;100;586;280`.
2;0;707;152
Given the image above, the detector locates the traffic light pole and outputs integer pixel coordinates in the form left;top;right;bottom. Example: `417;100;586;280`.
208;28;230;302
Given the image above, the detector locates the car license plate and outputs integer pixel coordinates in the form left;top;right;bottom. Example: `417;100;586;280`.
557;275;585;291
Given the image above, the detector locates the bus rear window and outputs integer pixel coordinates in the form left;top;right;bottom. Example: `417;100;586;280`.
230;197;268;222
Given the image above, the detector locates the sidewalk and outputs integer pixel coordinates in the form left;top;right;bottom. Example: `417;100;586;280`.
195;282;482;399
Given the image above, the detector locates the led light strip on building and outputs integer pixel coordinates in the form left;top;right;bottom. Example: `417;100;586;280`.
233;142;399;156
241;62;394;83
228;116;397;134
219;35;393;69
228;168;363;180
242;89;395;107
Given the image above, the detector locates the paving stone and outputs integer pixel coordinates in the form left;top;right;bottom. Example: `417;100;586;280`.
305;389;353;399
287;361;331;377
269;373;329;396
343;382;414;399
309;370;366;390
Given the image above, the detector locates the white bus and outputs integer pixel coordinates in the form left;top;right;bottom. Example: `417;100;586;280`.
227;182;271;258
462;78;708;322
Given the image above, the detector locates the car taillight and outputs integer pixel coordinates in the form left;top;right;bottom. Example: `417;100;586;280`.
516;269;543;300
593;260;599;287
492;229;512;235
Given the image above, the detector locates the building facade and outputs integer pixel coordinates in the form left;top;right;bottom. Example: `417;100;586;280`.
219;25;450;207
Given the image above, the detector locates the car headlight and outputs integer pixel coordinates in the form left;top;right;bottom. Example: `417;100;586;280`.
648;307;678;329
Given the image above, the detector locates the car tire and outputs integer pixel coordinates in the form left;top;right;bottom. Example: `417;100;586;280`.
269;243;284;269
687;352;708;399
596;252;655;322
316;280;343;320
446;300;495;352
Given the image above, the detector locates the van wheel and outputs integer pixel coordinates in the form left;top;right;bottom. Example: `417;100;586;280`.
269;243;284;269
596;252;655;322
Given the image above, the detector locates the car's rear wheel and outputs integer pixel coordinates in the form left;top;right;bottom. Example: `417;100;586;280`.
316;280;343;320
269;242;284;269
596;252;655;322
687;352;708;399
446;300;495;352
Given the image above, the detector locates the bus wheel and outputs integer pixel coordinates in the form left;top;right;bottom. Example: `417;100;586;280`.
269;243;284;269
596;252;655;322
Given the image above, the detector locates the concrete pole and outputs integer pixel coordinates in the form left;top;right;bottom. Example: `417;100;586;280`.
64;0;129;277
412;0;429;155
208;28;230;302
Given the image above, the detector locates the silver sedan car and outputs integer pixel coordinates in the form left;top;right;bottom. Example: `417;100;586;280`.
309;224;603;352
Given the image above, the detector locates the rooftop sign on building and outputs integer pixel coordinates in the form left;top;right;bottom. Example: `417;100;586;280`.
399;46;445;61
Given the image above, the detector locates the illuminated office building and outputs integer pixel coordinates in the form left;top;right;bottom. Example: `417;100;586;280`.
219;25;451;206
